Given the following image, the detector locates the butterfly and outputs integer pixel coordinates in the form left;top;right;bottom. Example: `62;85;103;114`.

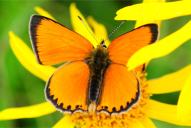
29;15;158;115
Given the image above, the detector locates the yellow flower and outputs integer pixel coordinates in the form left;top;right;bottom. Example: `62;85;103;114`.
1;1;191;128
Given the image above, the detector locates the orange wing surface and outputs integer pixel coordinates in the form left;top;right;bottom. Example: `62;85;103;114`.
30;15;93;65
46;61;90;113
108;24;158;65
97;64;140;114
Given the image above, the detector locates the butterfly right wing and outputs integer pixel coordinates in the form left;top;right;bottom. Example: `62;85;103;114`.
46;61;90;113
97;24;158;114
30;15;93;65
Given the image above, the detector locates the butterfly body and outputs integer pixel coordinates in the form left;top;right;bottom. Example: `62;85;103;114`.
86;45;110;105
29;15;158;115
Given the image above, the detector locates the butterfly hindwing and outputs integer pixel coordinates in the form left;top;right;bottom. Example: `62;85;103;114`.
97;64;140;114
108;24;158;66
30;15;93;65
46;61;90;113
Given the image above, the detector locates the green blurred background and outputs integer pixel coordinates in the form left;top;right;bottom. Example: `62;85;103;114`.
0;0;191;128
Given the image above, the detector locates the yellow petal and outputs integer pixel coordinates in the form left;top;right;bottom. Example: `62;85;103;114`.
70;3;98;48
87;16;110;47
9;31;56;81
148;64;191;94
139;117;157;128
115;1;191;21
127;20;191;70
135;0;164;27
128;119;145;128
53;115;74;128
0;102;56;120
177;74;191;122
145;99;191;126
34;6;55;20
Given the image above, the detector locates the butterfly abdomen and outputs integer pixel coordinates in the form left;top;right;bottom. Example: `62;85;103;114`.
86;45;110;105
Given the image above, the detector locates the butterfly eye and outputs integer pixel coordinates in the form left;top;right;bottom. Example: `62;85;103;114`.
100;40;106;48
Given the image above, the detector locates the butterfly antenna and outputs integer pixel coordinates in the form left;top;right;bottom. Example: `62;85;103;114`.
101;21;125;46
108;21;125;38
78;16;98;43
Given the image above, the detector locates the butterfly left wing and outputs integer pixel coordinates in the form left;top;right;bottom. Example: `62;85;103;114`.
97;64;139;114
30;15;93;65
46;61;90;113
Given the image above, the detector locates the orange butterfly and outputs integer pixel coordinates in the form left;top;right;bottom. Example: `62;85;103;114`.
29;15;158;115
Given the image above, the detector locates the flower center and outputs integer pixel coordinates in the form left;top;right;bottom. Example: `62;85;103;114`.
69;72;150;128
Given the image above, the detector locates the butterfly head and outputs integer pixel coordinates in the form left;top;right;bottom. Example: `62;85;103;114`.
100;40;107;48
86;44;110;71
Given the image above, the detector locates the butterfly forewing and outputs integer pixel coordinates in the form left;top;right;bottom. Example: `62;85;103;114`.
108;24;158;66
30;15;93;65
